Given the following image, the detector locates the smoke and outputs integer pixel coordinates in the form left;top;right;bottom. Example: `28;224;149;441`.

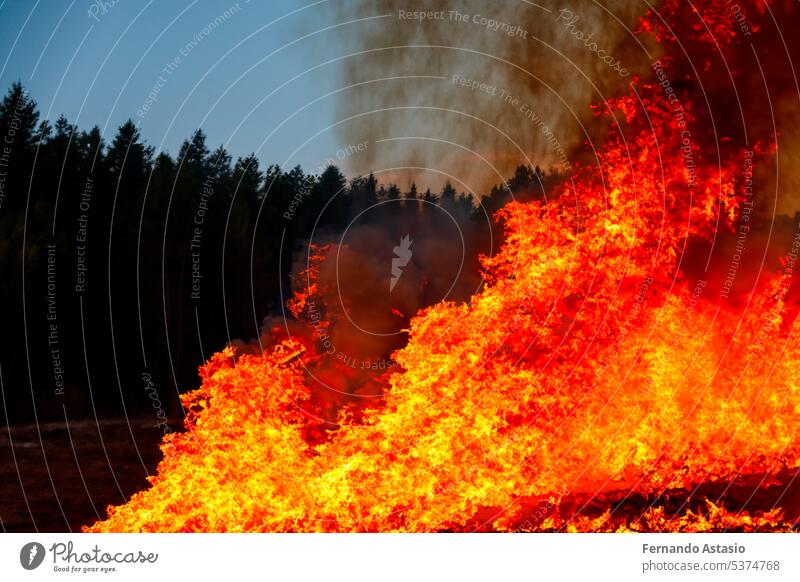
290;198;487;361
329;0;654;192
88;0;800;534
327;0;800;219
234;0;800;432
641;0;800;219
641;0;800;292
229;197;489;439
762;98;800;217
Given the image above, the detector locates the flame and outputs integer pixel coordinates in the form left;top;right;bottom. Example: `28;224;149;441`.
87;0;799;532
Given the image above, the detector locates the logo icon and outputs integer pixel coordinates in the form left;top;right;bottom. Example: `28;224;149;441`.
20;542;46;570
390;235;413;292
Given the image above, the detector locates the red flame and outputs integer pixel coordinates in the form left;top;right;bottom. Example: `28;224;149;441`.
87;0;800;532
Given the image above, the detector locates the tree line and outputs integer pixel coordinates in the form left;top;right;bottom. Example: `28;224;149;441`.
0;82;563;425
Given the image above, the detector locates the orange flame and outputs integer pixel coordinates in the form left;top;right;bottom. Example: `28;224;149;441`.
87;0;799;532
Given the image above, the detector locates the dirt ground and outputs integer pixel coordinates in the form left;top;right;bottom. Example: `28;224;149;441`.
0;418;170;532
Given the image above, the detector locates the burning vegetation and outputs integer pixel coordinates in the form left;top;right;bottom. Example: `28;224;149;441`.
88;0;800;532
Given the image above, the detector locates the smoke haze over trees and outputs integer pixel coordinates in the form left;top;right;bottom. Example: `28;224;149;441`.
0;83;565;426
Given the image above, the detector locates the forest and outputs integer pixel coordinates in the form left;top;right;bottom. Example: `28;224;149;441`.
0;82;562;426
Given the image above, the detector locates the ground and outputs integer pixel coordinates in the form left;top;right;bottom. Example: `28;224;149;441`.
0;418;166;532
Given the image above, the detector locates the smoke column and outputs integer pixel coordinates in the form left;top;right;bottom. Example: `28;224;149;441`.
329;0;654;191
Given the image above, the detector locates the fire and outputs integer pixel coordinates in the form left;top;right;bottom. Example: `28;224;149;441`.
87;0;799;532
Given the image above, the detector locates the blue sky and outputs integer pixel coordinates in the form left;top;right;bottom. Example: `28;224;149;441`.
0;0;351;171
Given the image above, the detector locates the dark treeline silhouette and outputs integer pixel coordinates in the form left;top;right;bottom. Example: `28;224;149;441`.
0;83;564;426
